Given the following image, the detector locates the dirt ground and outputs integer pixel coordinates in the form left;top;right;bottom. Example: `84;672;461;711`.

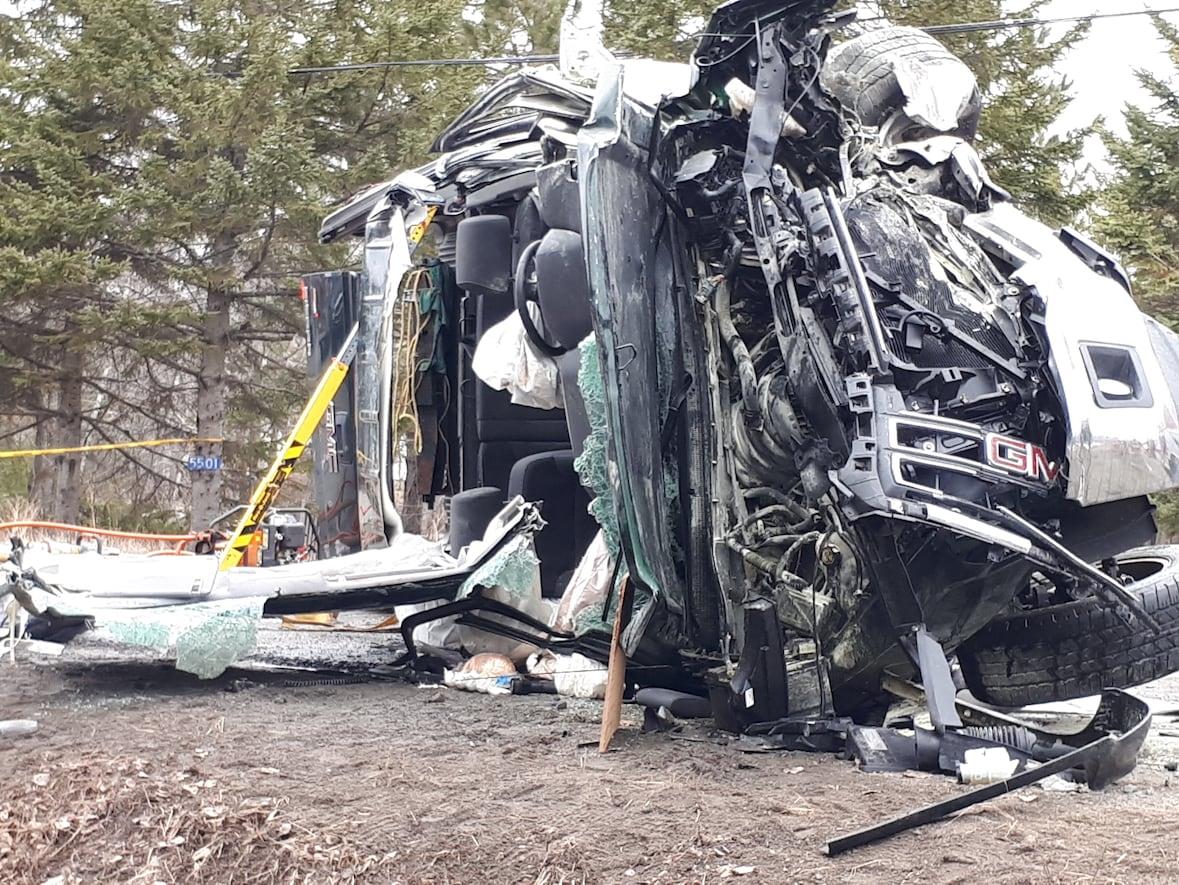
3;624;1179;884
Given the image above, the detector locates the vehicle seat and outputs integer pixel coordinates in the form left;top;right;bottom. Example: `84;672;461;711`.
456;213;570;494
448;486;506;555
507;450;595;598
474;282;569;490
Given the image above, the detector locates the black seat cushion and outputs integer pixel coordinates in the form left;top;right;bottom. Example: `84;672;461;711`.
507;450;595;599
478;440;567;496
469;289;569;493
448;486;505;555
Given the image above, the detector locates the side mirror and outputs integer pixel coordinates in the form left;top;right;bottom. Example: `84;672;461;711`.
456;215;513;297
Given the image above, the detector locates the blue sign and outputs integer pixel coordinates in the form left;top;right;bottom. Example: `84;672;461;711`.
187;455;223;472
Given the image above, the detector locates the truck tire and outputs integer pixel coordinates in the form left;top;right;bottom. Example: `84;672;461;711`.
958;546;1179;707
821;27;982;138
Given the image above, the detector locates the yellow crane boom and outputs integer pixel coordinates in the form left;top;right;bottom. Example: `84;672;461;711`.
218;324;359;571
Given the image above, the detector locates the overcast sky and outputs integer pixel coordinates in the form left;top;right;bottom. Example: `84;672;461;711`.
1044;1;1178;164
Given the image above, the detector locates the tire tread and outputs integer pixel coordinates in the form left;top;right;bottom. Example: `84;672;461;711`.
959;547;1179;706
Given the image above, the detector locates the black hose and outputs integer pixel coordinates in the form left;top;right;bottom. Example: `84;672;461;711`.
744;486;790;504
959;725;1037;755
717;232;762;426
744;496;810;522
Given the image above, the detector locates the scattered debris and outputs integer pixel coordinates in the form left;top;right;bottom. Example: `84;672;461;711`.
1039;774;1086;793
957;747;1019;785
0;719;38;738
553;654;609;701
827;690;1152;855
444;653;517;695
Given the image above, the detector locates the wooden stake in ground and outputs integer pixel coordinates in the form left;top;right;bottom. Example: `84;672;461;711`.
600;576;635;753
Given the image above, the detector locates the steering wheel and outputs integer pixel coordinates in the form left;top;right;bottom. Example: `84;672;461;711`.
514;239;567;357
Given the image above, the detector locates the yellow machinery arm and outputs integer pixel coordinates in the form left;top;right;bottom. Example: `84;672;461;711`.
218;324;359;571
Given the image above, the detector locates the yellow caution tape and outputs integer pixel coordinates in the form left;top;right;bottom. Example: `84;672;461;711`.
0;437;225;460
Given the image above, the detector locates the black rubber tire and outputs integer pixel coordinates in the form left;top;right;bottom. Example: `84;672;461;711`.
959;546;1179;707
821;26;981;138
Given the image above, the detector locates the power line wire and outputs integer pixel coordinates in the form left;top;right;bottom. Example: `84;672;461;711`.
288;54;559;75
700;5;1179;39
288;6;1179;76
921;5;1179;36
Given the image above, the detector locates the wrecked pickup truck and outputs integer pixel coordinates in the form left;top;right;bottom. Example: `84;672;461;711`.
9;2;1179;769
303;0;1179;726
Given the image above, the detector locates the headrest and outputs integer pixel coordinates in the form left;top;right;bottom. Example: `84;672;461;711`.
456;215;512;297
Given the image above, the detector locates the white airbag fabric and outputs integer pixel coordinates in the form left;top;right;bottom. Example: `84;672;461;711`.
471;310;562;409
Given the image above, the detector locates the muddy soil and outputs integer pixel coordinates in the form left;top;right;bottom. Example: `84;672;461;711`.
3;624;1179;884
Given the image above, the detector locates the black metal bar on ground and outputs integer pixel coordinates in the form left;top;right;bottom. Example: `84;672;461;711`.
395;594;574;662
824;735;1113;856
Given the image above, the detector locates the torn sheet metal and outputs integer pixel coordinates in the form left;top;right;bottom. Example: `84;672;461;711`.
432;69;593;154
967;203;1179;505
17;502;544;675
24;554;217;603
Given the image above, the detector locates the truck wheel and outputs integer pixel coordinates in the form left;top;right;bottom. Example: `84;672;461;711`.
958;546;1179;707
821;26;982;139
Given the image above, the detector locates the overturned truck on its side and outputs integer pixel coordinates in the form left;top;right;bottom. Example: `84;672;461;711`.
305;0;1179;734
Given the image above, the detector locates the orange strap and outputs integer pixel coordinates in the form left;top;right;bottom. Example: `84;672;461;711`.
0;520;199;544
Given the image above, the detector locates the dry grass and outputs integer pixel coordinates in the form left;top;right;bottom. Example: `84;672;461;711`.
0;752;394;884
0;498;43;526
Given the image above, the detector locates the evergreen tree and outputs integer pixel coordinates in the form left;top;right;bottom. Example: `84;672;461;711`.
603;0;718;59
462;1;563;56
0;1;145;520
113;0;491;528
1094;17;1179;325
1092;18;1179;538
0;0;491;527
